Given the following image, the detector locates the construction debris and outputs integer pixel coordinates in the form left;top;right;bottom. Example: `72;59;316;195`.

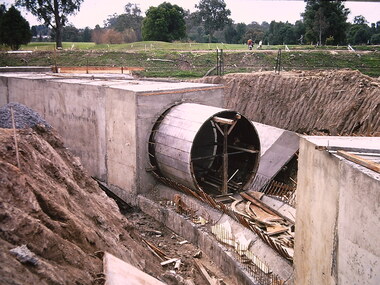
193;251;202;258
103;252;166;285
336;150;380;174
142;239;167;262
193;259;222;285
9;245;38;266
160;258;179;266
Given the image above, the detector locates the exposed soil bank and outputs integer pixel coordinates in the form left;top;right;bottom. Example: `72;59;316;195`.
196;69;380;136
0;126;182;284
0;125;234;285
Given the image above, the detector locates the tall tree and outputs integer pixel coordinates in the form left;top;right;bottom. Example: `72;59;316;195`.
0;6;31;50
106;3;143;40
264;21;297;45
16;0;84;48
302;0;349;45
195;0;231;43
245;22;265;44
82;27;91;42
347;15;371;44
0;4;6;17
142;2;186;42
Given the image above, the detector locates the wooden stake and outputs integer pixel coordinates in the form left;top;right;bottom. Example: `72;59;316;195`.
10;107;21;169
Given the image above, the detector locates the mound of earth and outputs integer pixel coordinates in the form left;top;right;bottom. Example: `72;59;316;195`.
196;69;380;136
0;125;169;284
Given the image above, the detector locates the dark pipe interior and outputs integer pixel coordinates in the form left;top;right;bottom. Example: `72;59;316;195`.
191;111;260;194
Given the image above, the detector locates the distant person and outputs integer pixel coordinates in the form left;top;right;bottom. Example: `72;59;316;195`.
247;39;253;50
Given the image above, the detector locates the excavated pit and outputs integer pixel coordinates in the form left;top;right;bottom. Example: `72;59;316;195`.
1;69;379;285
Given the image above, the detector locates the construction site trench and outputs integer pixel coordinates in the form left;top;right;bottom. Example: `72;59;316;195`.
0;69;379;285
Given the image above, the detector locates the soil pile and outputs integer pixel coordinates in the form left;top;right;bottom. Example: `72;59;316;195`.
0;125;167;284
196;69;380;135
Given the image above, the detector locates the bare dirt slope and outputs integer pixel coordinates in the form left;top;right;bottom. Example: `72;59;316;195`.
0;125;234;285
0;126;167;284
196;69;380;135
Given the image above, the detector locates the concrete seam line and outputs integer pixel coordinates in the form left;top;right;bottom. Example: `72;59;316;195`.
139;86;225;96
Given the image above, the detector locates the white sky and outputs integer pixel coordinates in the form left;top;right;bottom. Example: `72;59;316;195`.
2;0;380;29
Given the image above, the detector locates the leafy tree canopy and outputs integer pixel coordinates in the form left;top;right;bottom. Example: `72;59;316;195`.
16;0;84;48
142;2;186;42
105;3;143;40
302;0;349;45
347;15;371;44
0;4;6;17
0;5;31;50
195;0;231;43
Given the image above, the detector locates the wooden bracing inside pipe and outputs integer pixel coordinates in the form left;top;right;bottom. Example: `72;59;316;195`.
212;115;239;194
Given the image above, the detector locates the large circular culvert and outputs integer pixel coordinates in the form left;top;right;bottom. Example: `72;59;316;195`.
149;103;260;194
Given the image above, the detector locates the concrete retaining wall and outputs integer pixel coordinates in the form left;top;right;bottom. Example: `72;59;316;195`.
294;137;380;285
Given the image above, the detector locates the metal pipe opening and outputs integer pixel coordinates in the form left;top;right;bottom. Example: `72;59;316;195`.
149;103;260;195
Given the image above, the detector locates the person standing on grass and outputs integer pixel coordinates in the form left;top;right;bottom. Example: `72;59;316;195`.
247;39;253;50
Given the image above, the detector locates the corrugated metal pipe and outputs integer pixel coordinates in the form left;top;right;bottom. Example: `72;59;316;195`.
149;103;260;195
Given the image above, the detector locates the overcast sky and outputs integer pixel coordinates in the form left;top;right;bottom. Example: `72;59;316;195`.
3;0;380;29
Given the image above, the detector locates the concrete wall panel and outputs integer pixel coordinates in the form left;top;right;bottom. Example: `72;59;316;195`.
338;162;380;285
106;89;137;198
0;76;9;106
5;77;107;179
294;137;339;285
294;137;380;285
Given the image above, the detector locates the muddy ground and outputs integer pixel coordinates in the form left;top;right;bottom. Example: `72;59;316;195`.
0;126;233;285
196;69;380;136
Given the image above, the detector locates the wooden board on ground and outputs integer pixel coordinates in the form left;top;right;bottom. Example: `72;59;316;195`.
193;259;221;285
103;252;166;285
246;190;265;200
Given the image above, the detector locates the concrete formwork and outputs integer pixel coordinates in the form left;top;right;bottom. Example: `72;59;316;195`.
294;137;380;285
0;72;224;204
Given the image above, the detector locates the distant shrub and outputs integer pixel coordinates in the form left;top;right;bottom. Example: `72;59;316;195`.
371;34;380;45
325;36;335;45
91;28;137;44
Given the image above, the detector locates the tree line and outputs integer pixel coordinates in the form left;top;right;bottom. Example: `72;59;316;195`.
1;0;380;50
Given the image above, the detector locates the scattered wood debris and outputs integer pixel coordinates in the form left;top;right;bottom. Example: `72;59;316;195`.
193;259;222;285
227;191;295;260
161;258;179;266
142;239;167;261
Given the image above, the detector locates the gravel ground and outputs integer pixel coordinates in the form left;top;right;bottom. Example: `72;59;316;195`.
0;102;51;129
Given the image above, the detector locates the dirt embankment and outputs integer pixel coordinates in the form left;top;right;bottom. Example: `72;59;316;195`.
196;69;380;135
0;126;166;284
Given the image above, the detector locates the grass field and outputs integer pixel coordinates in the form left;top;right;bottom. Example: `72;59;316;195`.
1;41;379;78
17;41;380;52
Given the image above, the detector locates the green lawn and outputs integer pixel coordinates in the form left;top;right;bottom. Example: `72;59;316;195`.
18;41;380;52
1;41;379;78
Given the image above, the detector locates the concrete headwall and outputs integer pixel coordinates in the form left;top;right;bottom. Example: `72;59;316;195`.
294;137;380;285
0;73;223;205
